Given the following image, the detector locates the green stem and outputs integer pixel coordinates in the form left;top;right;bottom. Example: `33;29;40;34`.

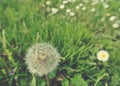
31;74;36;86
1;29;16;66
45;75;50;86
94;73;108;86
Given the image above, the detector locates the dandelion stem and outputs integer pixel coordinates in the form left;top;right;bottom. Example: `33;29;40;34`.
45;75;50;86
31;74;36;86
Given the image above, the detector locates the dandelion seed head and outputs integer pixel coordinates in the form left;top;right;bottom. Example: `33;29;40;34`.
25;43;61;76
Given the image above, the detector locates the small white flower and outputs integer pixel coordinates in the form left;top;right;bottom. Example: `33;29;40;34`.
51;8;59;14
69;12;75;16
97;50;109;62
109;16;116;21
76;5;80;10
69;0;76;3
82;7;86;11
112;23;119;28
106;13;111;17
66;9;71;13
83;0;89;3
91;1;99;5
46;1;51;5
60;4;65;9
91;8;96;12
79;3;83;7
62;0;68;4
103;4;109;9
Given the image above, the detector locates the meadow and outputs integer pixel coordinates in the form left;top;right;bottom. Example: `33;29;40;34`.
0;0;120;86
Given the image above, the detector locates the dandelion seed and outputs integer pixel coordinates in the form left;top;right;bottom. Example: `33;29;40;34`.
97;50;109;62
51;8;59;14
60;4;65;9
109;16;116;21
25;43;61;76
112;23;119;28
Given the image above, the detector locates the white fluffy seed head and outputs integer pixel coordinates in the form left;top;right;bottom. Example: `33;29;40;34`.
25;43;61;76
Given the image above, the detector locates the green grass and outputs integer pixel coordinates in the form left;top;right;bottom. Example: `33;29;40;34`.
0;0;120;86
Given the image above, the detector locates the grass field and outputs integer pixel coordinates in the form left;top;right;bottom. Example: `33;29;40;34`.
0;0;120;86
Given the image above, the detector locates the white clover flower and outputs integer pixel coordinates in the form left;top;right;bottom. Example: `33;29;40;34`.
60;4;65;9
69;12;75;16
112;23;119;28
91;8;96;12
25;43;61;76
109;16;116;21
46;1;51;5
76;5;80;10
51;8;59;14
97;50;109;62
66;9;71;13
82;7;86;11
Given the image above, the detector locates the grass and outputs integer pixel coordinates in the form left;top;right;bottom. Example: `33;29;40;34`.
0;0;120;86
